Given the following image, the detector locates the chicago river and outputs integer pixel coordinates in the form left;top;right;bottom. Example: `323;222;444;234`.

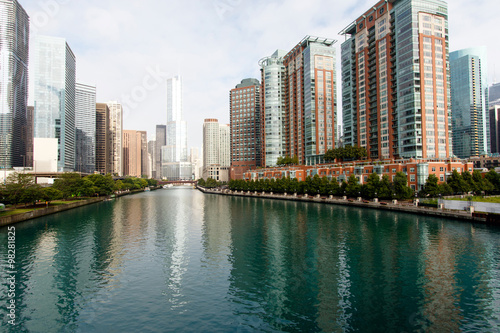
1;189;499;332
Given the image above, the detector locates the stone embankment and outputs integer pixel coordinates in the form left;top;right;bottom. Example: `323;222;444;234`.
0;197;107;227
197;186;494;224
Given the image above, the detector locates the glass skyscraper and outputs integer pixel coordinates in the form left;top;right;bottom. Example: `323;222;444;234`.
450;47;489;158
0;0;29;168
259;51;286;167
341;0;451;160
166;76;188;162
164;76;191;180
75;83;96;173
31;35;76;172
154;124;166;179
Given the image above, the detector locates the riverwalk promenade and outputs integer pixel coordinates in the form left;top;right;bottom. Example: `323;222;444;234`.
197;186;494;224
0;187;161;227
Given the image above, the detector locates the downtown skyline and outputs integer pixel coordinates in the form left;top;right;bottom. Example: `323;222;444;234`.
19;0;500;150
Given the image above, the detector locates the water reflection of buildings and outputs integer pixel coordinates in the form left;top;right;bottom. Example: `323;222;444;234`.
314;206;352;332
159;190;205;309
17;204;123;330
225;199;500;331
417;223;500;332
202;195;232;265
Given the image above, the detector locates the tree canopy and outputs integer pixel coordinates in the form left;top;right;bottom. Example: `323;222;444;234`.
1;173;41;206
276;155;299;167
0;172;156;206
324;146;368;162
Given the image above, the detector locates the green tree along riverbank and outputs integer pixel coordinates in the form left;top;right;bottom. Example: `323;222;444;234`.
228;169;500;200
0;172;158;207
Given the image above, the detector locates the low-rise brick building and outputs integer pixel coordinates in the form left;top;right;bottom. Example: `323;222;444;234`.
244;159;473;191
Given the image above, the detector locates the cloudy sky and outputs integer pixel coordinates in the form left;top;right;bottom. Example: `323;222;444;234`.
22;0;500;150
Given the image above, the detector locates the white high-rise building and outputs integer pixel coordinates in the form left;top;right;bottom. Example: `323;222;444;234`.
219;124;230;167
75;83;96;173
163;76;191;180
259;50;287;167
202;119;230;182
31;35;76;172
0;0;30;169
203;119;220;167
190;147;202;180
107;101;123;176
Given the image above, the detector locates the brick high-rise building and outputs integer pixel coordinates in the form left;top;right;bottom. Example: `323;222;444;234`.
123;130;142;178
284;36;337;166
96;103;112;174
340;0;450;160
230;78;262;179
260;36;337;167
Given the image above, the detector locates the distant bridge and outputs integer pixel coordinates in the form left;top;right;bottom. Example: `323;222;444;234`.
160;180;197;186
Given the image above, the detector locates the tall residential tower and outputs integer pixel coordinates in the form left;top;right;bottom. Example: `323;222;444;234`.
230;78;262;179
107;101;123;176
259;36;337;166
340;0;451;160
0;0;30;168
95;103;112;174
450;47;489;158
259;51;286;167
